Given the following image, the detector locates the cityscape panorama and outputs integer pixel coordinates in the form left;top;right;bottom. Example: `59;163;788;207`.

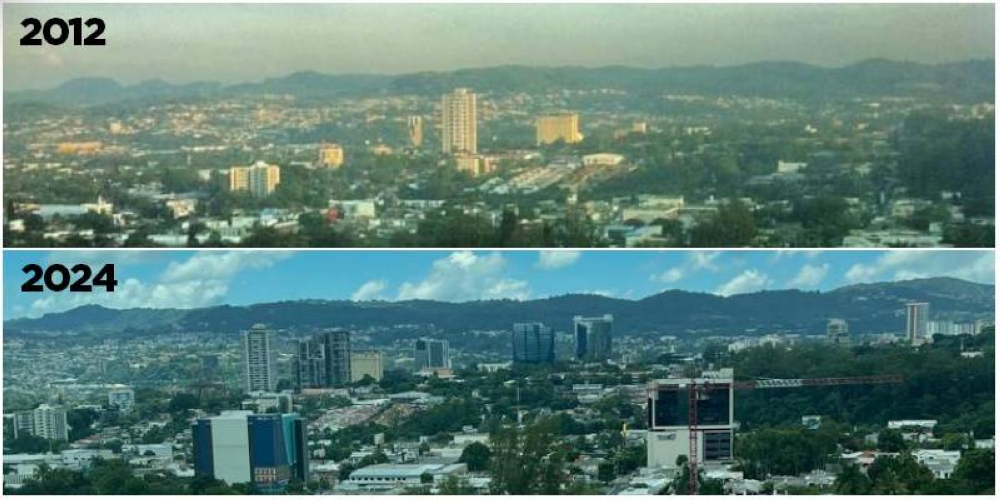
1;2;996;498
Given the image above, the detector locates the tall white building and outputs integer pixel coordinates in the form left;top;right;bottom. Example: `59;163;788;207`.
906;303;930;346
14;404;70;441
243;324;278;392
441;88;477;154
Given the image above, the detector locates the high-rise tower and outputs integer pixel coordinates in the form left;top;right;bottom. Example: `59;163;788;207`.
906;302;930;346
243;324;278;392
574;314;614;361
441;88;477;154
318;330;352;386
512;322;556;364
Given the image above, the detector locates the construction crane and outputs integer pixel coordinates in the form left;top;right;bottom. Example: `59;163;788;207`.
685;374;904;494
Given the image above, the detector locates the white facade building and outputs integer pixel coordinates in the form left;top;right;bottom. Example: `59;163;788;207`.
14;404;70;441
345;463;467;490
209;411;254;485
108;384;136;412
914;449;961;479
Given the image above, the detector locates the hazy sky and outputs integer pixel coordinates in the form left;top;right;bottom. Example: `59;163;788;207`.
3;4;996;90
4;250;994;319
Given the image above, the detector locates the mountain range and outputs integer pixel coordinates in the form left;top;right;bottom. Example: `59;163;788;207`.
4;278;993;339
5;59;994;107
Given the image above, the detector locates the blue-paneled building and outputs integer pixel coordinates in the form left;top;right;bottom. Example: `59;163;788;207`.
192;410;309;493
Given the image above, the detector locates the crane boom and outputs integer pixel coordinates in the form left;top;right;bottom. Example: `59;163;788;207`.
734;374;904;390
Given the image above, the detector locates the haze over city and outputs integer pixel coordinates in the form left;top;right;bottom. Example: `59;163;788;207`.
3;3;995;90
3;4;994;250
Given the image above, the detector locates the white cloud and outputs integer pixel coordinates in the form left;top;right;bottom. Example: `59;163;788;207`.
715;270;771;297
845;251;994;284
652;251;720;283
655;267;686;284
787;263;830;289
27;251;290;318
161;251;291;283
397;251;530;301
771;249;821;262
536;250;581;270
352;280;387;301
691;251;722;270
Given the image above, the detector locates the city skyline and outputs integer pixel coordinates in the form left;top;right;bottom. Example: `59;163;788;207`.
1;3;995;493
4;4;994;90
3;249;994;320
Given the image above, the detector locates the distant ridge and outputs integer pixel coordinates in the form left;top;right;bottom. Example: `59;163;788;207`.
5;59;993;107
5;277;992;338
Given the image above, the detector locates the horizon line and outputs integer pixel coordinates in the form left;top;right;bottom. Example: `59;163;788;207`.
6;57;995;94
4;275;989;322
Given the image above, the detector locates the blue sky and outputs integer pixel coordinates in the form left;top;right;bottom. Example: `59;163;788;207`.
3;250;993;320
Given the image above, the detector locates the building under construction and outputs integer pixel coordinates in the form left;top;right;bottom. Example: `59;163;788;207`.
646;369;736;469
645;368;903;492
